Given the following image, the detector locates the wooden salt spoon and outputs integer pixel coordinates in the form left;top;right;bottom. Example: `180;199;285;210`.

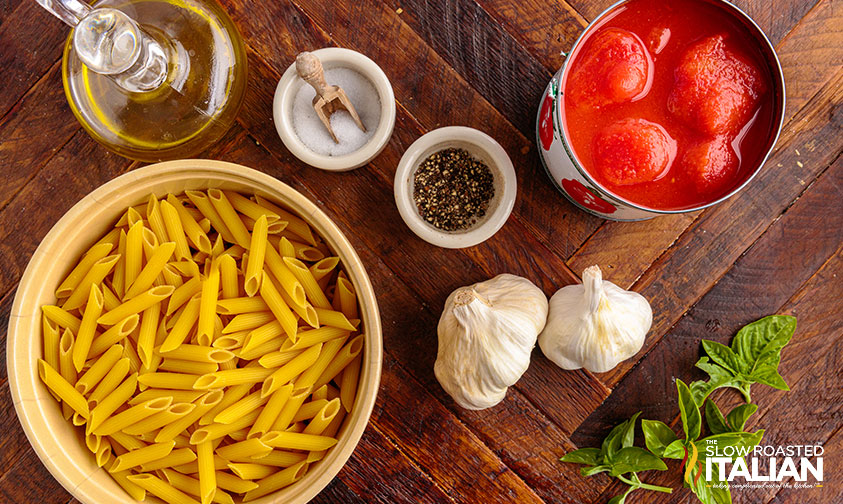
296;51;367;143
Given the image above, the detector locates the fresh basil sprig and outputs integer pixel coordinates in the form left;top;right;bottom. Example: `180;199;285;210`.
560;315;794;504
689;315;796;405
561;412;671;503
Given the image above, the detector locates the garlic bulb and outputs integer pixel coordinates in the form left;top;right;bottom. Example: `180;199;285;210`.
435;274;548;410
539;265;651;373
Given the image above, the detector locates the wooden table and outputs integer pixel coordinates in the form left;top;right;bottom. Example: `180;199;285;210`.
1;0;841;502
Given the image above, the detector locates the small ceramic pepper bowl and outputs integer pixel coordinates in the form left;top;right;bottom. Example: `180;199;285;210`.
273;47;396;171
394;126;517;249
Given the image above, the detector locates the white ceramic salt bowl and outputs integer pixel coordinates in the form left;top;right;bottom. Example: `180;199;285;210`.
274;48;396;171
394;126;517;249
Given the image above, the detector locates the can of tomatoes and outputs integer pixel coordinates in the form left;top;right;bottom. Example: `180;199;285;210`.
537;0;785;221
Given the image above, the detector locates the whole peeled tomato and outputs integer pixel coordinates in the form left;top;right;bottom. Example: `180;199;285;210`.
683;135;738;195
592;118;676;186
568;27;652;108
561;178;616;214
668;34;766;136
539;93;554;151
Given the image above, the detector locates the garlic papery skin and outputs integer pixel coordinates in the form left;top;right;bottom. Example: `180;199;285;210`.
434;274;548;410
538;265;652;374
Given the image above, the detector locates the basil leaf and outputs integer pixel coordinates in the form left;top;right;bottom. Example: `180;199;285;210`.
677;380;702;441
608;447;668;476
696;356;734;382
621;412;641;449
608;495;626;504
705;400;730;435
601;420;629;462
732;315;796;368
726;404;757;432
560;447;602;466
749;364;790;391
642;419;678;457
663;439;686;460
701;340;746;374
581;464;611;477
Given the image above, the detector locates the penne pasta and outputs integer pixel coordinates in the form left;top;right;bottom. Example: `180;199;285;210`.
38;359;89;419
221;311;275;334
163;470;236;504
340;354;362;413
137;303;161;368
139;447;197;472
160;199;192;261
55;242;113;298
158;344;234;363
94;397;173;436
254;195;316;245
125;221;144;294
294;336;347;391
73;284;103;372
261;344;322;398
241;461;308;502
258;272;297;342
263;244;306;307
227;463;275;480
186;190;236;244
126;241;176;298
110;440;176;473
75;343;124;395
122;402;196;435
313;334;365;390
168;194;212;254
193;367;276;390
310;256;340;282
217;254;240;299
197;261;220;345
62;254;121;311
251;450;307;468
216;438;272;461
197;440;217;504
58;328;77;418
214;390;270;425
270;385;311;433
160;294;201;352
88;314;140;357
207;189;251;249
303;398;341;436
259;431;337;451
156;390;224;443
127;473;199;504
167;276;202;316
146;194;169;244
216;296;269;315
244;215;268;297
138;372;201;390
98;285;175;326
88;369;136;432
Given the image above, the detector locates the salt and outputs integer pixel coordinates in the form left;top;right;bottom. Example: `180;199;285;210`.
292;67;381;157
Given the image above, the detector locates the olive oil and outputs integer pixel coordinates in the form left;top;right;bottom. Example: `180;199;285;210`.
62;0;247;161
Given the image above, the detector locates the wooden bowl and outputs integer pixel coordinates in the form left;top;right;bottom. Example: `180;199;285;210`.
6;160;383;504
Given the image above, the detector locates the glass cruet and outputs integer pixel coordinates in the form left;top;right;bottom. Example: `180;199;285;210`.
36;0;248;161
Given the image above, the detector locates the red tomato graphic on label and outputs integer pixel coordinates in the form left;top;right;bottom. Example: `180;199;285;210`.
561;178;616;214
539;94;555;151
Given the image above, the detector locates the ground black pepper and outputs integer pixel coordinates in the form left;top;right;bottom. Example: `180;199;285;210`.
413;148;495;232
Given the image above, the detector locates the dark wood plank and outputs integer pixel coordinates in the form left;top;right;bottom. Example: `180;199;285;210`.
334;425;456;503
0;0;19;26
0;448;72;503
0;130;133;295
730;0;821;45
571;152;843;448
377;0;552;137
0;1;67;121
768;425;842;503
0;381;30;477
474;0;587;72
596;63;843;389
0;61;81;211
775;0;843;122
309;477;368;504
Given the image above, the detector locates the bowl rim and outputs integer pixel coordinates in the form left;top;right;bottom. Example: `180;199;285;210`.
7;159;383;504
273;47;397;171
393;126;517;248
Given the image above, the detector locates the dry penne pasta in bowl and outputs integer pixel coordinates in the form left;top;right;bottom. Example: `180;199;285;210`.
7;160;382;504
